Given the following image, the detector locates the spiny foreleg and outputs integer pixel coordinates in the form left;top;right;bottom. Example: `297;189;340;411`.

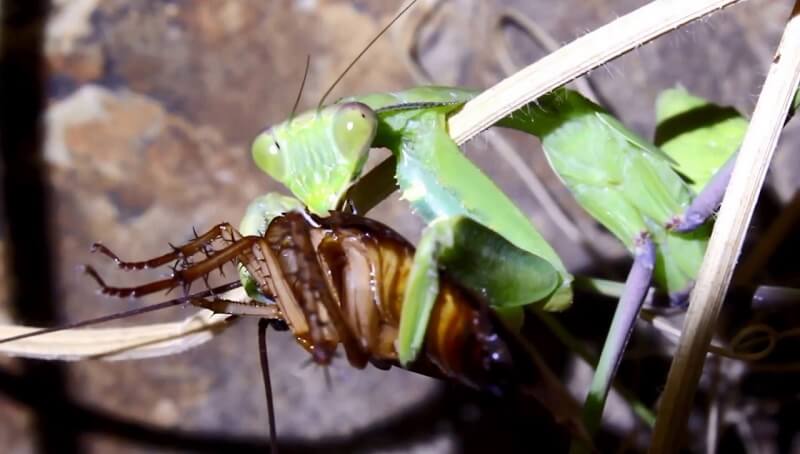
85;236;259;298
91;223;240;270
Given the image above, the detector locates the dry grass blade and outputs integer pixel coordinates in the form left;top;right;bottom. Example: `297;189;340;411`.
650;2;800;451
0;288;244;360
0;0;746;362
0;310;232;361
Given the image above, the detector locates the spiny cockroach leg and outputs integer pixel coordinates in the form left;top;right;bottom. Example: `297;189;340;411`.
91;223;241;271
85;237;259;299
84;264;187;298
190;297;282;318
193;226;217;266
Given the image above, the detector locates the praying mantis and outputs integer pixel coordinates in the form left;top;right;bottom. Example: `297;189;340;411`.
243;79;743;436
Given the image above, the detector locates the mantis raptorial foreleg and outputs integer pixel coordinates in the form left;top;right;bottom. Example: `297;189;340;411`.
397;216;560;361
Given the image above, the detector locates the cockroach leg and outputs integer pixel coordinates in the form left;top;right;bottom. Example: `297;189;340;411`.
90;223;241;270
190;297;281;318
85;237;259;299
84;264;193;298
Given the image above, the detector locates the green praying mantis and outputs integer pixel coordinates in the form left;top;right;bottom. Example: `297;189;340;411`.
242;77;744;435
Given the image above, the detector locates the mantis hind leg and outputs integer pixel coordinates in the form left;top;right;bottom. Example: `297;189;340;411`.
661;153;736;305
582;233;656;437
396;216;560;365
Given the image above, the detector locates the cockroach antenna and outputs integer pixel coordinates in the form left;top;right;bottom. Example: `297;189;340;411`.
0;280;242;346
317;0;420;109
258;318;280;454
289;55;312;121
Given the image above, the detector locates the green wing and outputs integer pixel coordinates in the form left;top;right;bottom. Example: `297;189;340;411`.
655;87;746;193
499;89;704;295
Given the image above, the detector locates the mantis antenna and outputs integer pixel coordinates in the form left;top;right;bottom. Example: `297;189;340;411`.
317;0;420;108
289;55;311;121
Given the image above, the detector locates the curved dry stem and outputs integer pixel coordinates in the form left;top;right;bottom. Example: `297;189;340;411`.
651;2;800;450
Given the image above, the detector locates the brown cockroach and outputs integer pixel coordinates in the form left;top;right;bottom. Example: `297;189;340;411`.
0;210;586;450
86;210;538;391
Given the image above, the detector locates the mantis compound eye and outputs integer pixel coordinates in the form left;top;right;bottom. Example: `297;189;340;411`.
332;102;377;164
252;128;286;182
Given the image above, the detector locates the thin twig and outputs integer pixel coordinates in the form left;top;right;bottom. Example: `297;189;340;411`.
650;2;800;451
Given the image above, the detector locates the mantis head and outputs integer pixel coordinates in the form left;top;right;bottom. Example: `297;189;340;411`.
252;102;377;215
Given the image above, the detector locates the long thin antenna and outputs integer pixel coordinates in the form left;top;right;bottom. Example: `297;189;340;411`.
258;318;279;454
0;281;242;345
290;55;312;120
317;0;420;108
